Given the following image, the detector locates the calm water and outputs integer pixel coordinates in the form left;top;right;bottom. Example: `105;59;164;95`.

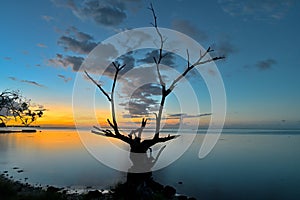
0;128;300;199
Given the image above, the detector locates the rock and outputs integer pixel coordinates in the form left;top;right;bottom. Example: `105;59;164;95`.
85;190;103;199
163;185;176;199
178;195;188;200
47;186;60;193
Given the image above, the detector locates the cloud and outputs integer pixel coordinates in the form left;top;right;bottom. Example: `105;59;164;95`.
8;77;46;88
8;77;17;81
48;54;84;71
21;80;45;88
138;50;176;68
212;35;237;57
120;83;161;117
57;74;72;82
117;66;163;117
37;43;47;48
41;15;54;22
53;0;141;26
3;57;12;60
172;19;208;42
167;113;212;119
256;59;276;70
219;0;294;21
58;28;97;54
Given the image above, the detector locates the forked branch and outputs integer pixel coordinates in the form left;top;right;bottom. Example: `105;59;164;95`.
87;4;224;152
85;62;129;142
149;4;225;139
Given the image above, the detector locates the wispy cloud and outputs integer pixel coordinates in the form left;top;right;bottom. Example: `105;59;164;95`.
167;113;212;119
219;0;294;21
57;74;72;83
172;19;208;42
256;58;277;70
41;15;54;22
37;43;47;48
213;35;237;57
21;80;45;87
8;77;46;88
48;54;84;71
3;57;12;61
8;76;17;81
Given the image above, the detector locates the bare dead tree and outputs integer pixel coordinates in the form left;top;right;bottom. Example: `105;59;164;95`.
85;4;225;154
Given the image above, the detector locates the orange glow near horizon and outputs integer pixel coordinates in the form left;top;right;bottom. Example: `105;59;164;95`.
5;102;209;128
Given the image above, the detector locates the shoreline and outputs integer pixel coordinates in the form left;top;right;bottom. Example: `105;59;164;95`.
0;173;196;200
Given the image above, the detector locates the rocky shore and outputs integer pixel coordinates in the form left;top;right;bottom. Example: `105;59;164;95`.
0;173;196;200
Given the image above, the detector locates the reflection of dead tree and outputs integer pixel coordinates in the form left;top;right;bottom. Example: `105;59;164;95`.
86;4;224;154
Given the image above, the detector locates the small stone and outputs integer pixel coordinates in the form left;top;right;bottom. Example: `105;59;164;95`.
85;190;103;198
178;195;188;200
163;185;176;198
47;186;60;193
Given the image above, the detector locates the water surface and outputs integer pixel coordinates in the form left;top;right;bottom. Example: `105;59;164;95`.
0;128;299;199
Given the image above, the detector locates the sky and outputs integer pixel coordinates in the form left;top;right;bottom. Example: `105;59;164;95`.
0;0;300;128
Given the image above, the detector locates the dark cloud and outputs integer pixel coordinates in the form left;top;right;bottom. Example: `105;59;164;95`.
172;19;208;42
58;74;72;83
122;114;142;119
120;83;161;117
53;0;141;26
21;80;45;88
219;0;294;21
48;54;84;71
214;40;237;57
256;59;276;70
138;50;176;68
167;113;211;119
211;34;237;58
76;31;94;41
58;28;97;54
8;77;46;88
102;52;136;78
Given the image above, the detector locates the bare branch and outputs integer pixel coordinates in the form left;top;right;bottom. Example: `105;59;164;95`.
186;49;190;68
168;47;225;93
92;126;132;144
85;62;126;137
84;71;111;102
128;118;148;139
149;3;168;139
110;63;126;135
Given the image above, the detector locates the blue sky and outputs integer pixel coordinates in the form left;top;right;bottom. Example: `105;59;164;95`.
0;0;300;128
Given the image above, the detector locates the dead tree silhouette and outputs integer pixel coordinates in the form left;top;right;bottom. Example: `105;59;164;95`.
85;4;224;199
86;4;224;155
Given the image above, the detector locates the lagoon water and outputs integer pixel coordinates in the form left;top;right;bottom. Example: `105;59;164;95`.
0;128;299;199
